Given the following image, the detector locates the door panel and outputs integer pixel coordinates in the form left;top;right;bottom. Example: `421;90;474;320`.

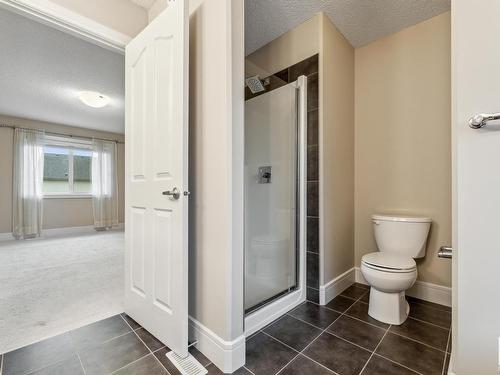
453;1;500;373
153;208;173;312
131;207;146;296
125;0;189;357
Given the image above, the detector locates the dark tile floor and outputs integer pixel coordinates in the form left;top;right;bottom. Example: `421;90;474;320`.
246;283;452;375
0;314;218;375
0;283;452;375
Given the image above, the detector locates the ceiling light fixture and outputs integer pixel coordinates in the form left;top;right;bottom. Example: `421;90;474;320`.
78;91;110;108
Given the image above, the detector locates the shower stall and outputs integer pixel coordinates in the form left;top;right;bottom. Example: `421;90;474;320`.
244;76;307;335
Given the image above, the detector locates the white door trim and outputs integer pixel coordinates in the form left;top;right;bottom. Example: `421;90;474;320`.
0;0;130;53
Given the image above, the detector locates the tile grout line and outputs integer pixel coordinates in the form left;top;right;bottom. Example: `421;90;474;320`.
284;312;331;331
371;353;424;375
242;365;256;375
260;286;448;375
322;304;389;331
119;314;172;375
14;333;91;375
75;351;87;375
442;329;452;375
294;286;368;346
246;328;300;375
323;331;375;354
274;353;301;375
388;330;449;353
265;331;340;375
408;299;452;314
297;287;425;374
273;295;360;375
72;325;137;355
327;289;450;353
343;289;447;374
310;288;391;332
357;324;391;375
109;353;153;375
405;315;451;330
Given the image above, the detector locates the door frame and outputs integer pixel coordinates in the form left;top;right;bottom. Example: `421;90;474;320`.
0;0;130;53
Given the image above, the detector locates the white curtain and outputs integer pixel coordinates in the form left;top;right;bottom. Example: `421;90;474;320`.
92;139;118;229
12;128;45;239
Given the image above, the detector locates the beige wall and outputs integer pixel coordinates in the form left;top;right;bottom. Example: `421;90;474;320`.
354;12;451;286
319;14;355;284
50;0;148;38
0;115;125;233
147;0;168;22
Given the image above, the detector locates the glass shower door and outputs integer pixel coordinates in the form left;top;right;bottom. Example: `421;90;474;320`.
244;82;298;312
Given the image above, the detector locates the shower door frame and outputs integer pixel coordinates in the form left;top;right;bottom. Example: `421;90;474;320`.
244;75;308;337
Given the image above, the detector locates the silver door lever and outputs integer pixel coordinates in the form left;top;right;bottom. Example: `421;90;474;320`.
162;187;180;200
469;113;500;129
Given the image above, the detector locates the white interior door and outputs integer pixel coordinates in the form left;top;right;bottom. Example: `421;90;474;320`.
452;1;500;373
124;0;189;357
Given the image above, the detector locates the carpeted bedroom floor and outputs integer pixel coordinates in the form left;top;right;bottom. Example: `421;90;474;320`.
0;231;124;354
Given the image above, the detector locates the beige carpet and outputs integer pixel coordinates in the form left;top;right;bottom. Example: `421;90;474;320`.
0;231;124;353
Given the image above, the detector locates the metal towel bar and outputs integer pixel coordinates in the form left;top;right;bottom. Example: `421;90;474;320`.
438;246;452;259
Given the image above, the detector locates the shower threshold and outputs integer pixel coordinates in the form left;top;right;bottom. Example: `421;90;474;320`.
245;287;298;315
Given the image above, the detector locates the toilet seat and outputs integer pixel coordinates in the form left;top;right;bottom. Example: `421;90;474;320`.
361;252;416;273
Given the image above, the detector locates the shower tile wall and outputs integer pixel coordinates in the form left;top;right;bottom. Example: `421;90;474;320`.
245;54;320;303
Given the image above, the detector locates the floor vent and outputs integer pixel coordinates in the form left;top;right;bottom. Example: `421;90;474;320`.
166;350;208;375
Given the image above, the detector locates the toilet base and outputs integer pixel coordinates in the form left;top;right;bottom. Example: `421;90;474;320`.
368;287;409;325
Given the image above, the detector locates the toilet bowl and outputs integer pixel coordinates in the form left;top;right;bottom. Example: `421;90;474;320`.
361;252;417;325
360;214;431;325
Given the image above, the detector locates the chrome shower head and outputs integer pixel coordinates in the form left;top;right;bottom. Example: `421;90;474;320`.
245;75;267;94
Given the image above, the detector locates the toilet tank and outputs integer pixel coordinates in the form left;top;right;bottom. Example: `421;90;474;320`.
372;214;432;258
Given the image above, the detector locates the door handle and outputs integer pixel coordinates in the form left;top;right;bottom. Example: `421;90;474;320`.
469;112;500;129
162;187;180;200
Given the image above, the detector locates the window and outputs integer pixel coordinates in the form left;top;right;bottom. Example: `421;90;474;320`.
43;138;92;197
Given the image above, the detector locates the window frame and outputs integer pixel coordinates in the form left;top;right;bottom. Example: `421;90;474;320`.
43;135;93;199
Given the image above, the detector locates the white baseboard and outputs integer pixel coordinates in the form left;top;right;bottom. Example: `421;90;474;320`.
0;223;125;241
0;232;13;241
188;317;245;373
354;267;451;307
319;267;356;305
43;225;96;237
447;353;455;375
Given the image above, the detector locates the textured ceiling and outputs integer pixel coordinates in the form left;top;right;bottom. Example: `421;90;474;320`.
245;0;450;54
0;8;125;133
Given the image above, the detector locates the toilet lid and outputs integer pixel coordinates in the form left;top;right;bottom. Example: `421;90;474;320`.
362;252;416;271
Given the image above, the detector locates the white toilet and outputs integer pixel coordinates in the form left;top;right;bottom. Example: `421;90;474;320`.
361;214;431;325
